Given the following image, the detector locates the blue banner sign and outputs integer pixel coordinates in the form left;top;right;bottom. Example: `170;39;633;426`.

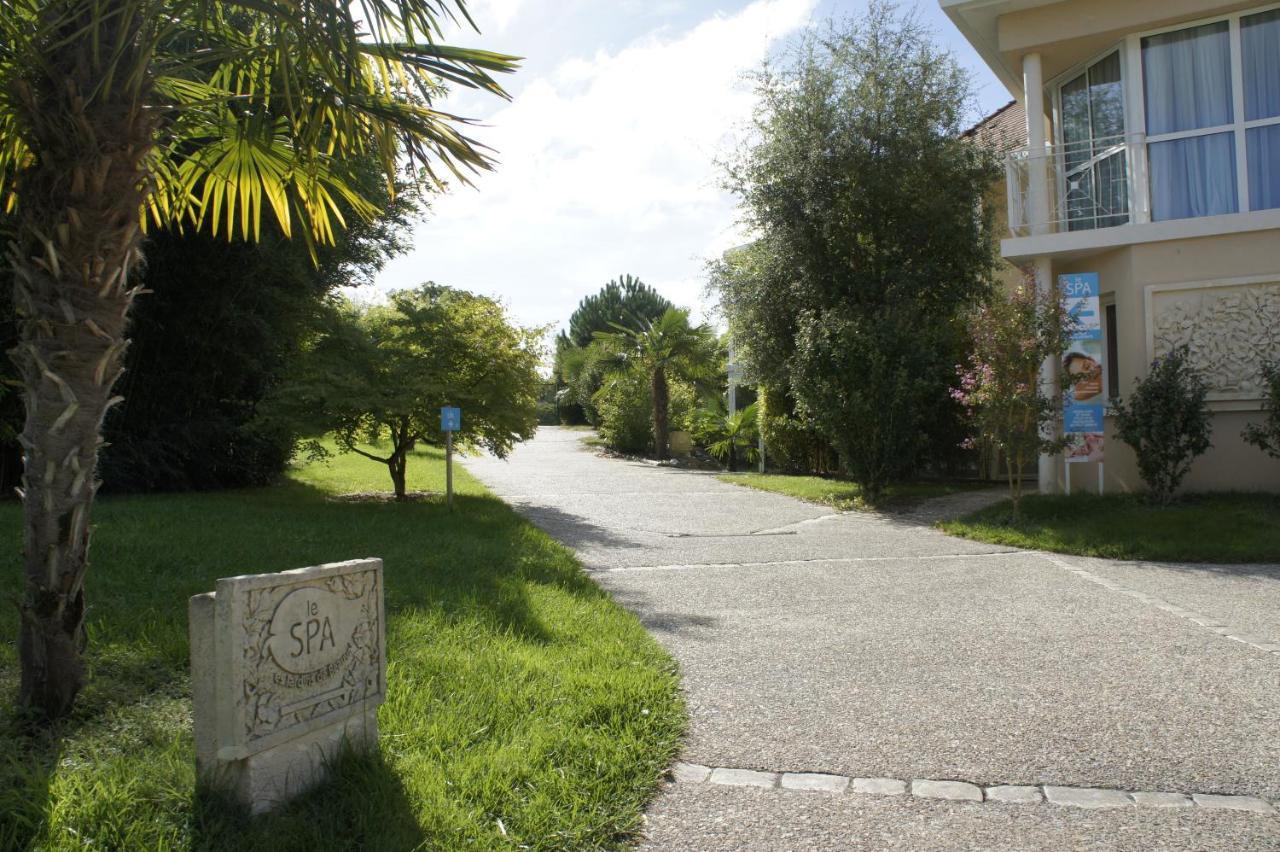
1059;273;1105;465
440;406;461;432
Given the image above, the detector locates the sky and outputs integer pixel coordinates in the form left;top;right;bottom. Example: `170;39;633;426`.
367;0;1012;335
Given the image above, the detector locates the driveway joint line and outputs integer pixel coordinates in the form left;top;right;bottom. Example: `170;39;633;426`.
669;763;1277;815
1040;553;1280;657
604;550;1026;573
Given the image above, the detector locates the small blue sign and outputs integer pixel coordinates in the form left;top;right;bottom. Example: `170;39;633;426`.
441;406;461;432
1059;272;1099;299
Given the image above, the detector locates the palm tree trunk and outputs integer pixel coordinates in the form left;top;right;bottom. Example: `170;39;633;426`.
651;367;669;459
10;3;155;719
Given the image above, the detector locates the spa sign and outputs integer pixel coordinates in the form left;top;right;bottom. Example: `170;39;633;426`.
204;559;385;760
1060;273;1105;464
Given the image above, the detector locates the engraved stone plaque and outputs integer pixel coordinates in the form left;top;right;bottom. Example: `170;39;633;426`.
190;558;385;813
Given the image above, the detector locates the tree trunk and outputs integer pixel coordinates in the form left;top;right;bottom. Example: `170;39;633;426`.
651;367;669;459
10;4;156;720
389;457;408;501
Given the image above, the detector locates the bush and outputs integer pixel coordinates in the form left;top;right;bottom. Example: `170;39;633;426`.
793;307;941;502
1242;360;1280;461
1115;346;1212;505
594;372;698;457
593;370;652;455
954;281;1069;517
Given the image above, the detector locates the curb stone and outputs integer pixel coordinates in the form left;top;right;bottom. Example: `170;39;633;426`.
671;765;1279;817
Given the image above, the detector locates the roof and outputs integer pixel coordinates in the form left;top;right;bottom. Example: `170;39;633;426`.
962;100;1027;153
940;0;1061;98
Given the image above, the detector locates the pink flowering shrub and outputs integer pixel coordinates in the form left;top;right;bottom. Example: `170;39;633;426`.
955;274;1070;517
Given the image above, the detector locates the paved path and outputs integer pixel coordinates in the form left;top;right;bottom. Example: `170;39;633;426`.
465;427;1280;850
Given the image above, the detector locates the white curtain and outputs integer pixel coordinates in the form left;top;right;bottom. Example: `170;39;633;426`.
1248;125;1280;210
1149;133;1238;220
1243;10;1280;122
1143;21;1237;219
1143;21;1233;134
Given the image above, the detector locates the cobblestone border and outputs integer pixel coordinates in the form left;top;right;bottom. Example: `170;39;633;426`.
669;764;1278;816
1041;554;1280;658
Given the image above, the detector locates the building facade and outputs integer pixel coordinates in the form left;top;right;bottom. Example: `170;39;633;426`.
946;0;1280;493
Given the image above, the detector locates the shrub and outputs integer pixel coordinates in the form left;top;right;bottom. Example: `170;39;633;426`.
1242;360;1280;461
690;402;759;472
954;281;1070;518
1115;346;1212;505
593;370;652;455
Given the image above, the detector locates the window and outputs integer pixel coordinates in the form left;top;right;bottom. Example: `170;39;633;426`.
1140;8;1280;219
1244;9;1280;209
1059;52;1129;230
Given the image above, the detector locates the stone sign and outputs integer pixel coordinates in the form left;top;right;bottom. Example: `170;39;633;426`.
189;558;385;813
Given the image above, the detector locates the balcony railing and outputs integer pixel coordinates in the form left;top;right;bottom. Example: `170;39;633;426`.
1006;134;1150;238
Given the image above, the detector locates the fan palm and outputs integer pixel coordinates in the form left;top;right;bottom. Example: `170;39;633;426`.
694;401;759;472
0;0;517;719
594;308;718;459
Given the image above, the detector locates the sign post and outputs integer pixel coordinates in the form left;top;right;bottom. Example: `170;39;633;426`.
440;406;461;508
1059;273;1106;492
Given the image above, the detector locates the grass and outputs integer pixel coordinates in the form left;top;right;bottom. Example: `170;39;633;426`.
939;492;1280;563
717;472;989;512
0;446;684;850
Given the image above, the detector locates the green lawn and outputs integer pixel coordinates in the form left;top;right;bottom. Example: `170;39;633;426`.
0;447;684;850
939;492;1280;563
718;473;988;512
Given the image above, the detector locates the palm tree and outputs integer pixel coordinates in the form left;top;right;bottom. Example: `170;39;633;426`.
595;308;718;459
0;0;517;720
695;401;759;472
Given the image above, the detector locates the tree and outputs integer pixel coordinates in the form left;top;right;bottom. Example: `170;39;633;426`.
1115;346;1212;506
102;158;419;492
0;0;517;719
554;275;672;424
593;308;719;459
1242;360;1280;462
692;401;759;472
716;3;998;499
954;280;1070;518
565;275;673;348
279;285;542;501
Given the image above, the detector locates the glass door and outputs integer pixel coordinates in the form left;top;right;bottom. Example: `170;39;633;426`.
1058;51;1129;230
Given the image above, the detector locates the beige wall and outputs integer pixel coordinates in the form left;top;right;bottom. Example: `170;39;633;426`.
997;0;1268;83
1051;230;1280;495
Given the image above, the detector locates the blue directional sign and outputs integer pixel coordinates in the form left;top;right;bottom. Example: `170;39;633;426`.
440;406;461;432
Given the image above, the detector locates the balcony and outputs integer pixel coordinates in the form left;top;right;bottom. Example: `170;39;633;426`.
1006;134;1149;238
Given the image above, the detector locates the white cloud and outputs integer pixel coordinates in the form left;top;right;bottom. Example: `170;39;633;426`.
465;0;526;33
373;0;818;332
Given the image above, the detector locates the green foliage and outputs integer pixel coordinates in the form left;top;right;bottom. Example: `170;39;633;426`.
0;449;685;849
1114;346;1213;505
954;279;1071;517
0;0;518;244
792;306;951;502
593;308;721;458
691;401;759;472
555;276;673;425
566;275;673;348
715;3;998;496
1242;360;1280;461
271;284;544;497
756;384;831;475
103;174;415;491
593;369;654;456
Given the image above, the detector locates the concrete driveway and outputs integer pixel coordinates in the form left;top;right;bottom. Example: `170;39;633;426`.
464;427;1280;850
